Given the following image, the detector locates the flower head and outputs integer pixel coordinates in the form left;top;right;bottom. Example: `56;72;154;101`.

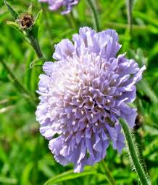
36;27;145;172
39;0;79;14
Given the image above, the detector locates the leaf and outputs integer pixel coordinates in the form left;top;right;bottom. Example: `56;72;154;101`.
4;0;19;20
138;80;158;104
30;58;44;68
133;11;158;27
0;176;17;184
44;169;97;185
32;10;43;38
28;3;33;14
6;21;22;34
144;125;158;137
34;10;43;27
6;21;31;44
38;160;55;178
20;163;33;185
129;48;148;67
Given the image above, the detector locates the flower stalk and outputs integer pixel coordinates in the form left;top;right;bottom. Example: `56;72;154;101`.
100;160;117;185
26;30;43;59
87;0;100;31
4;0;44;60
4;1;43;104
126;0;133;38
120;118;150;185
19;11;44;60
36;27;145;172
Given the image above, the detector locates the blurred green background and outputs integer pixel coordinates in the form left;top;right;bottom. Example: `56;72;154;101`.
0;0;158;184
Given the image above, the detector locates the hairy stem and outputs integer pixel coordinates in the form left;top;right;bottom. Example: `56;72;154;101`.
120;118;150;185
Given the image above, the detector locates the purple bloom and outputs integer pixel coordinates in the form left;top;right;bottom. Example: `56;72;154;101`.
36;27;145;172
39;0;80;14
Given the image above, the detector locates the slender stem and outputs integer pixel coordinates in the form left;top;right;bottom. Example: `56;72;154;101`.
40;3;54;48
100;160;117;185
134;130;148;173
126;0;133;38
64;13;77;31
87;0;100;31
64;15;74;29
120;118;150;185
28;32;43;59
70;12;78;30
32;133;40;184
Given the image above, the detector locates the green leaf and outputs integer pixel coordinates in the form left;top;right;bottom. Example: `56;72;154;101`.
0;176;17;184
44;169;97;185
28;3;33;14
31;10;42;39
34;10;43;27
138;80;158;104
133;11;158;28
6;21;30;44
6;21;22;33
20;163;33;185
30;58;44;68
4;0;19;20
129;48;148;67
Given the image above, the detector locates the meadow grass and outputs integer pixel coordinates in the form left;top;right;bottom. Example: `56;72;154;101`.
0;0;158;184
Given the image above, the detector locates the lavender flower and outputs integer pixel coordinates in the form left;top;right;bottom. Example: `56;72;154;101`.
39;0;79;14
36;27;145;172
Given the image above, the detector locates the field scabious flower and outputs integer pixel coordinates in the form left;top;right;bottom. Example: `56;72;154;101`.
39;0;79;14
36;27;145;172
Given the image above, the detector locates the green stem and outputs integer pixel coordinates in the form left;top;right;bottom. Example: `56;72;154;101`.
120;118;150;185
32;133;40;184
100;161;117;185
28;32;43;59
87;0;100;31
64;13;77;31
134;130;148;173
126;0;133;39
70;12;78;30
64;15;74;29
40;3;54;48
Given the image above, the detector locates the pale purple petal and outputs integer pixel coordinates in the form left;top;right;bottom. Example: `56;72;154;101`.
39;0;80;14
36;27;145;172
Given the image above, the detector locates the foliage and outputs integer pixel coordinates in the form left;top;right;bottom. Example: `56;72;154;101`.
0;0;158;184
